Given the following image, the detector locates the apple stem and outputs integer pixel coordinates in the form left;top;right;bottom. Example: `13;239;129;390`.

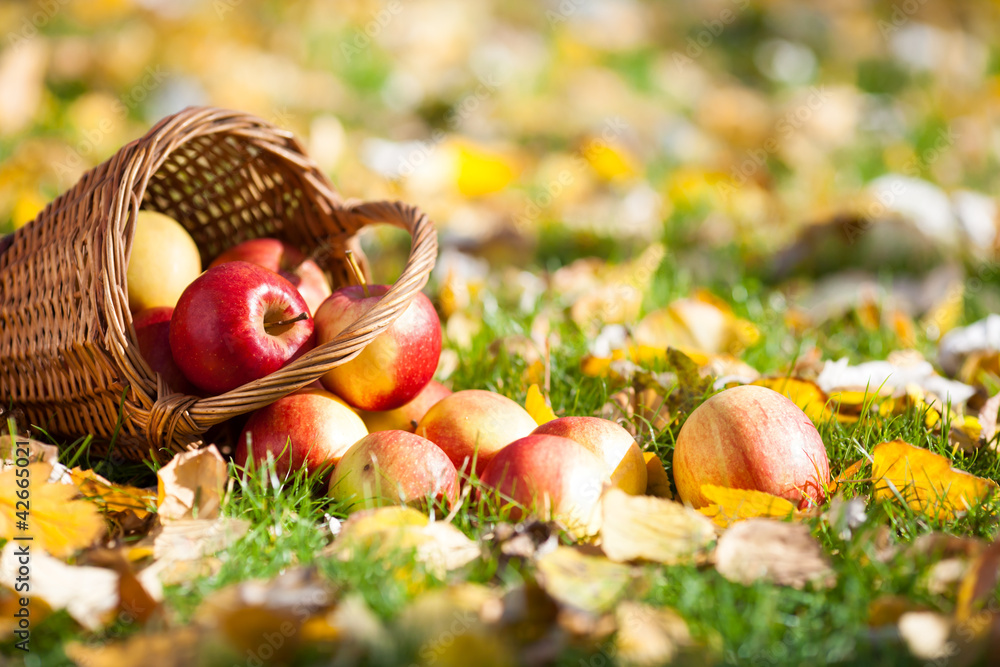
345;249;369;298
265;312;308;333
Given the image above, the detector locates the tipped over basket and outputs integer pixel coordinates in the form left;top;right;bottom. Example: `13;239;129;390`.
0;106;437;463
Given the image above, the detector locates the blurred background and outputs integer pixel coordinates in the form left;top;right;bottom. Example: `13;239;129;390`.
2;0;1000;366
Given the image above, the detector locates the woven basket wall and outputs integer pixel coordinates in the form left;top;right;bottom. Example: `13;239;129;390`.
0;106;437;463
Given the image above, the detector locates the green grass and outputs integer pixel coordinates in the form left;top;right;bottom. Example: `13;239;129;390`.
3;253;1000;667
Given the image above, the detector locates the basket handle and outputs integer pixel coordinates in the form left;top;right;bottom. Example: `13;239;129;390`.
145;198;437;448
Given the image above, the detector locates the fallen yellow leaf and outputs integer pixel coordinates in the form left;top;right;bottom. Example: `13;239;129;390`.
871;440;998;520
71;468;156;518
642;452;672;499
455;143;518;197
525;384;557;425
697;485;798;529
0;463;104;558
600;488;715;564
751;377;834;425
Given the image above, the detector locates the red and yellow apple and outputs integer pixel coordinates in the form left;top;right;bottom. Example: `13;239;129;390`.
169;261;315;395
315;285;442;412
531;416;647;495
235;387;368;479
479;434;610;534
415;389;538;477
328;430;459;511
672;384;830;509
209;237;332;315
127;210;202;312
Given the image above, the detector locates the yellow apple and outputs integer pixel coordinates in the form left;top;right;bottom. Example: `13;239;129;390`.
127;210;202;312
531;416;647;495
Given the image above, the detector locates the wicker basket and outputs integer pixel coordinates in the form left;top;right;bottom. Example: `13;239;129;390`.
0;106;437;463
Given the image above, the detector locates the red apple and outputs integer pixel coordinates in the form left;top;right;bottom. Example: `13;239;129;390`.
209;238;332;315
235;387;368;479
169;261;315;395
415;389;538;477
314;285;441;412
358;380;452;433
672;385;830;509
531;416;647;495
479;434;609;535
328;430;459;511
133;306;199;396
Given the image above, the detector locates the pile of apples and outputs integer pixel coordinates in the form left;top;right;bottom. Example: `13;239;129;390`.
128;210;655;529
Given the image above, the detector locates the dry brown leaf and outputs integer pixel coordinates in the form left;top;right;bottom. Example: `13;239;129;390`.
137;517;250;586
156;445;227;521
615;601;707;667
714;519;835;589
0;462;104;557
642;453;672;499
535;546;633;615
978;392;1000;450
82;548;163;624
600;488;715;564
327;506;479;578
871;440;998;520
0;541;118;631
697;485;798;529
71;467;156;518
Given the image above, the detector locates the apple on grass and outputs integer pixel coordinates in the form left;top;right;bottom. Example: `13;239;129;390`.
531;416;647;495
132;306;198;396
169;260;315;395
209;237;332;315
415;389;538;477
328;430;459;511
672;384;830;509
315;280;442;412
358;380;452;434
127;210;202;312
479;434;610;536
235;387;368;479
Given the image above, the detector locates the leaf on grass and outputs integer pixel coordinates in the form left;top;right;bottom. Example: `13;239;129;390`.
871;440;998;520
0;463;104;557
71;467;156;518
600;488;715;564
328;506;480;578
64;627;206;667
697;485;798;529
535;546;633;615
978;392;1000;449
561;244;664;329
751;377;835;424
525;384;557;425
0;541;117;631
829;458;866;495
714;519;835;589
156;445;227;521
642;453;672;499
137;517;250;586
82;548;163;624
615;601;708;667
634;290;759;356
